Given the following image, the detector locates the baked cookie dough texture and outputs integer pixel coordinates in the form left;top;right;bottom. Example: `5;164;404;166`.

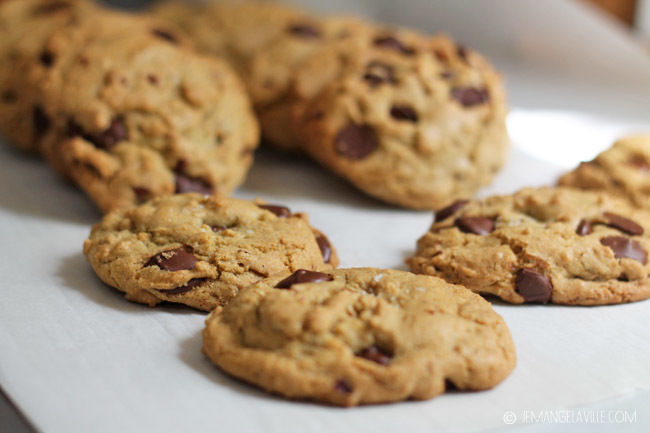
559;135;650;209
84;194;338;311
153;0;510;210
408;187;650;305
203;268;516;406
0;0;259;212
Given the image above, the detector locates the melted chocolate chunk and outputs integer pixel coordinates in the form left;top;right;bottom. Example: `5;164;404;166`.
33;106;51;137
576;219;593;236
601;236;647;264
334;379;352;394
363;61;395;87
39;50;54;67
451;87;489;107
275;270;333;289
357;346;392;365
175;174;213;195
67;118;127;149
145;247;197;271
158;278;207;294
435;200;469;222
390;105;418;122
152;29;178;44
373;35;414;55
258;204;291;218
455;216;494;235
334;124;378;160
316;234;333;263
288;23;321;38
603;212;643;236
515;269;552;303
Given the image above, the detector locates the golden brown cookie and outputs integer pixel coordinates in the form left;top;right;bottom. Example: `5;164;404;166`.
558;136;650;209
408;187;650;305
84;194;338;311
203;268;516;406
32;8;258;212
292;34;509;209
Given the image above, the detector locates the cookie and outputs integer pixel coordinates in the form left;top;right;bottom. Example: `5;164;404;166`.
84;193;338;311
246;16;373;151
558;136;650;209
33;8;258;212
202;267;516;406
0;0;97;153
152;0;307;76
292;34;509;209
407;187;650;305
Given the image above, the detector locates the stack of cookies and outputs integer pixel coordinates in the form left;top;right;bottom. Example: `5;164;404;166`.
2;0;649;409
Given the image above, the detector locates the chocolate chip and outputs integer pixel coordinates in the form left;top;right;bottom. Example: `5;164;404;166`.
95;118;127;149
603;212;644;236
363;61;395;87
454;216;494;235
145;247;198;271
316;234;332;263
275;270;333;289
451;87;490;107
576;219;593;236
147;74;159;85
211;225;226;233
373;35;414;55
357;346;392;365
158;278;207;295
39;50;54;67
334;124;378;160
32;106;51;137
434;49;449;62
601;236;647;264
152;29;178;44
258;204;291;218
288;23;321;38
390;105;418;122
133;187;150;201
440;71;455;80
68;118;127;149
435;200;469;222
628;154;650;171
175;174;213;195
334;379;352;394
515;268;552;303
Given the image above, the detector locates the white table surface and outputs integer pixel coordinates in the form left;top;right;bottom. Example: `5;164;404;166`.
1;1;650;432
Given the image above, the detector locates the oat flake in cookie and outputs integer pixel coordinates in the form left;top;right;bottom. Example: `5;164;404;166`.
84;194;338;311
407;187;650;305
202;268;516;406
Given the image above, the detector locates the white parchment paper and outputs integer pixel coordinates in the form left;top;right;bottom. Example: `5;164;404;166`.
1;1;650;432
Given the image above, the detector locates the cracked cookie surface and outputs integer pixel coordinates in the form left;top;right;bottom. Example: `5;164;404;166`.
408;187;650;305
202;268;516;406
32;7;258;212
84;193;337;311
292;34;509;209
558;136;650;209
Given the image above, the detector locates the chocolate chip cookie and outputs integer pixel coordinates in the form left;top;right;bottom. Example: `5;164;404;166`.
407;187;650;305
84;194;338;311
292;34;509;209
559;136;650;209
202;268;516;406
32;7;258;212
0;0;97;153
